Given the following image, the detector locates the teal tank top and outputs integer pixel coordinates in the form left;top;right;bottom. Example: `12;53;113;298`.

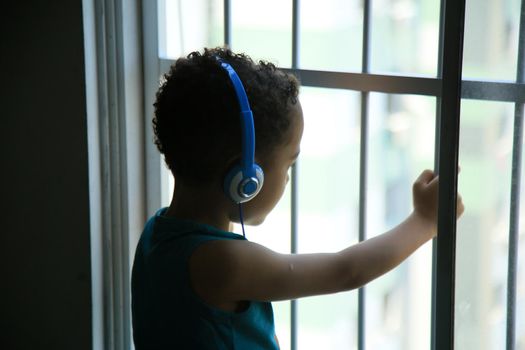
131;207;279;350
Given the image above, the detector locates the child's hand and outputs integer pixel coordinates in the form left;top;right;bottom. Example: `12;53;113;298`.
412;169;465;233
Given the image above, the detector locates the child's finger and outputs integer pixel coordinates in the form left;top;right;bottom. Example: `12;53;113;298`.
415;169;436;186
456;193;465;217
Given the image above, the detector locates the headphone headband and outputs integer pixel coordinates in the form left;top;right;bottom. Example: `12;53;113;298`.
219;61;252;114
218;59;264;203
219;60;256;179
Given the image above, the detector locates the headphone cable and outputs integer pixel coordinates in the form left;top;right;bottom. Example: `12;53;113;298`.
238;203;246;239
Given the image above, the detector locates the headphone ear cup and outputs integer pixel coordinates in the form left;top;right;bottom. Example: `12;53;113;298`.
253;163;264;189
224;165;243;203
224;164;265;204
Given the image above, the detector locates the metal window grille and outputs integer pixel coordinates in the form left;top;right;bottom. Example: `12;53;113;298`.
143;0;525;349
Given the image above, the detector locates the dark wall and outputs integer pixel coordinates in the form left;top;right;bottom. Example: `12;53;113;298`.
1;1;92;349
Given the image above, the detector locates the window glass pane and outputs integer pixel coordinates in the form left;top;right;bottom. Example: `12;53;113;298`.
296;87;361;349
299;0;363;72
159;0;223;59
366;93;435;349
370;0;440;76
455;100;514;350
231;0;292;66
462;0;521;80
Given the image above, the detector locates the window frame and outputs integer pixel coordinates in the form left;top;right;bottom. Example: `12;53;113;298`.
137;0;525;349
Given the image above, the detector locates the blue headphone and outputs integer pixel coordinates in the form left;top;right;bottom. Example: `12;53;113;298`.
219;60;264;204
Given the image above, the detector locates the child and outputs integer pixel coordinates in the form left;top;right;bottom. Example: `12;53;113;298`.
131;47;464;349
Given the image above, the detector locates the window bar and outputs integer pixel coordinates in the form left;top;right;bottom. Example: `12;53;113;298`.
507;89;524;350
361;0;371;74
431;0;446;348
224;0;231;47
358;0;371;349
290;1;300;350
434;0;466;349
506;1;525;349
278;68;525;103
290;165;299;347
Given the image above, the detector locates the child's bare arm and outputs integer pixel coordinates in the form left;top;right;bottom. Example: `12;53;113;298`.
191;212;435;303
190;169;464;303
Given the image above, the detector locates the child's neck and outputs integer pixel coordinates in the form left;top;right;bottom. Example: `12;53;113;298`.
164;182;232;232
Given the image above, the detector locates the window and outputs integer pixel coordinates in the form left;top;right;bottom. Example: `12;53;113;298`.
137;0;525;349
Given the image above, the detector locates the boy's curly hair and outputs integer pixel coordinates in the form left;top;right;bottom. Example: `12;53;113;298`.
153;47;300;186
